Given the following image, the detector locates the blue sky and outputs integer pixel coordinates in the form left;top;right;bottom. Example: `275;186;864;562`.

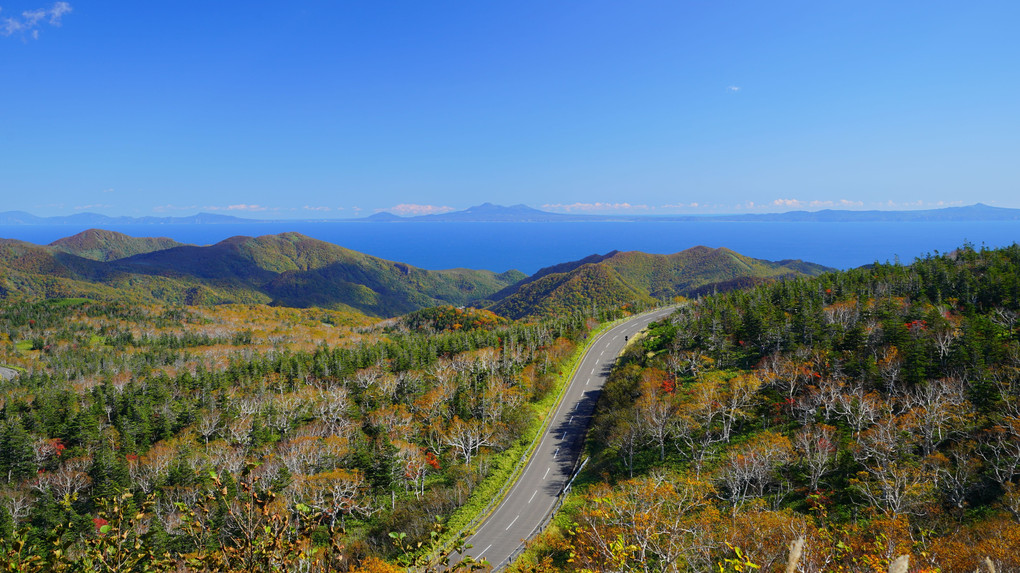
3;1;1019;218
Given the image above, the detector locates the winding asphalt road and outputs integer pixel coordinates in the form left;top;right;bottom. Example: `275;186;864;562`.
457;306;676;571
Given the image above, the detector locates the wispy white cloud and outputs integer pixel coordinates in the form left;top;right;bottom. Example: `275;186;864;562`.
772;198;803;208
378;203;456;216
204;204;272;212
74;203;111;211
152;204;198;212
764;198;866;210
303;205;332;212
689;198;973;213
727;85;741;92
543;202;651;213
819;199;863;208
101;188;114;193
874;199;964;210
1;2;71;39
659;202;709;211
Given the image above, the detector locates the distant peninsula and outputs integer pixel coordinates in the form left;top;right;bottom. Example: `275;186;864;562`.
2;202;1019;225
0;211;258;226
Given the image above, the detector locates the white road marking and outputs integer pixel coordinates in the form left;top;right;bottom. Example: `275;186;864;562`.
506;515;519;530
459;311;677;564
480;544;492;556
529;490;538;503
553;447;559;458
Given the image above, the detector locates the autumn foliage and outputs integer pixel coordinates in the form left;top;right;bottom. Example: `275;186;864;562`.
0;296;611;569
513;244;1020;572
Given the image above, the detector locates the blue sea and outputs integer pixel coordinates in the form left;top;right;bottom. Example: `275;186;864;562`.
2;221;1019;275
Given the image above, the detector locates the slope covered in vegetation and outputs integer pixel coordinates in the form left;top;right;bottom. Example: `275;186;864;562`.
48;229;184;261
0;295;625;570
513;243;1020;572
0;232;526;317
489;246;830;319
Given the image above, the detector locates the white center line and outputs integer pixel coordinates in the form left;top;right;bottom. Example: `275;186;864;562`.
529;490;538;503
480;544;492;556
543;467;550;479
506;515;519;530
553;447;559;458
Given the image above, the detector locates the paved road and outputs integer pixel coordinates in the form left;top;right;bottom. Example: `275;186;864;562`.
457;307;677;571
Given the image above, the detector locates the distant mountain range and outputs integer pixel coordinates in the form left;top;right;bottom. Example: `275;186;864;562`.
0;210;256;225
3;203;1019;225
728;203;1020;222
0;228;832;318
366;202;1020;222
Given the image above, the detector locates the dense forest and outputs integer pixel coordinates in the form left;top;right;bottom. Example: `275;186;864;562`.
0;295;627;570
4;242;1020;571
513;243;1020;572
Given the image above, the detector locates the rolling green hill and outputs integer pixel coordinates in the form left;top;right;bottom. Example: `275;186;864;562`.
0;232;525;316
48;228;184;261
1;232;829;319
488;246;832;319
0;238;271;305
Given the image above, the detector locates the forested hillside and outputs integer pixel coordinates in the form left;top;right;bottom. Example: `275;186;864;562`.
0;232;525;316
9;230;1016;571
2;231;831;322
489;246;830;319
48;229;184;262
0;295;623;570
514;243;1020;572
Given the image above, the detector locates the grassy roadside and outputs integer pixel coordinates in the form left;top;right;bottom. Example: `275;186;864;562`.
420;316;628;563
504;314;671;572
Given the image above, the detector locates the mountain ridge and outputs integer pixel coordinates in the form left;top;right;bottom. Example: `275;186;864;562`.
487;247;833;319
1;230;833;319
0;232;525;316
4;203;1019;225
